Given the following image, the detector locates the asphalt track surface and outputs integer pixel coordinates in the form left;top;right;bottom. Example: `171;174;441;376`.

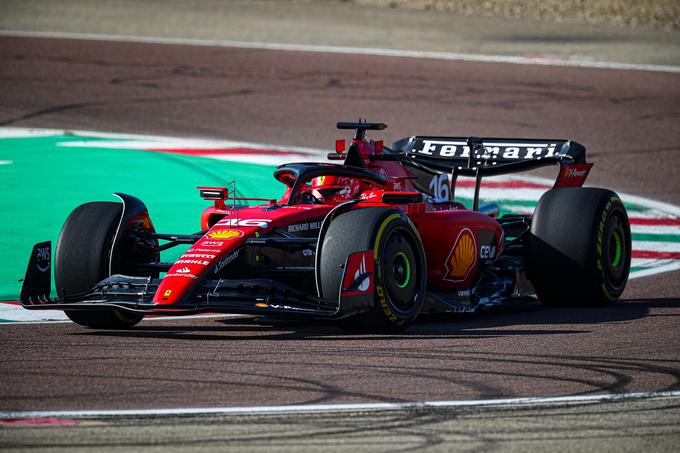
1;35;680;449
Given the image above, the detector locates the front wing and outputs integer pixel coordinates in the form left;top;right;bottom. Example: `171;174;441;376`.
19;243;374;319
22;275;341;318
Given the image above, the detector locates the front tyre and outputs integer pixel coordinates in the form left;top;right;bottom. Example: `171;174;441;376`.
320;208;426;332
55;202;144;328
526;188;631;306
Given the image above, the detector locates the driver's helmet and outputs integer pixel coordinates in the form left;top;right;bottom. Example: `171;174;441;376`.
311;176;345;201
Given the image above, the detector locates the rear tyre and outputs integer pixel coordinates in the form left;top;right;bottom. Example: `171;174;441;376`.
55;202;144;328
526;188;631;306
320;208;426;333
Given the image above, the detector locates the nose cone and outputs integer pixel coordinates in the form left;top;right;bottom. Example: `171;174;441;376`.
154;226;251;305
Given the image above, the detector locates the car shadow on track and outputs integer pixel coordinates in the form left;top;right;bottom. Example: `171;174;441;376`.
72;297;677;342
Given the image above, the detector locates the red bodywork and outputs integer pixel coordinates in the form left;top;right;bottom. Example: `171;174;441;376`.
155;137;503;305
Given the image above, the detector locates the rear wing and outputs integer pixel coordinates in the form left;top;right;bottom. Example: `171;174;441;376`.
391;136;586;176
389;136;591;209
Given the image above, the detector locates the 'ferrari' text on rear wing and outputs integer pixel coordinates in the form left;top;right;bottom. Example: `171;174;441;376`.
393;136;585;163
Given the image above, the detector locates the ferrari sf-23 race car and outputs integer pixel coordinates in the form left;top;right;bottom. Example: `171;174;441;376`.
20;121;632;332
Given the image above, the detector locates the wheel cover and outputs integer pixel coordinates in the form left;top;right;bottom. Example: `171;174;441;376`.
603;211;630;289
610;230;623;268
380;229;420;313
393;251;411;289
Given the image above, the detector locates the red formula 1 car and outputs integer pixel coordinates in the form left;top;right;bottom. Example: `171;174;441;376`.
20;122;632;332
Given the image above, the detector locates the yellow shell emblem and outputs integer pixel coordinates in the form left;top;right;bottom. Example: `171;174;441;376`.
208;229;243;240
446;229;476;281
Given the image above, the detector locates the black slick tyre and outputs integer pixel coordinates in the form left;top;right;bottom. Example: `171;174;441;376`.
320;208;426;333
55;202;144;328
526;187;631;306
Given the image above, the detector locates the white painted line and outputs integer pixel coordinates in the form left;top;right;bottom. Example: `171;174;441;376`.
0;314;240;325
631;224;680;235
617;193;680;217
628;261;680;279
205;154;320;166
2;390;679;419
627;211;678;220
0;160;12;165
2;30;679;74
58;138;322;155
0;302;242;325
633;241;680;252
0;126;325;156
0;128;62;138
631;257;676;268
0;303;69;322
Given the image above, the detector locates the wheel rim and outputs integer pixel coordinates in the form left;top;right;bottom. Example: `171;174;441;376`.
610;230;622;268
393;251;411;289
380;229;420;314
603;212;629;288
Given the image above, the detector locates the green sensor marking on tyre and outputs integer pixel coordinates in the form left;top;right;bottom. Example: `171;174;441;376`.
394;251;411;288
611;230;623;268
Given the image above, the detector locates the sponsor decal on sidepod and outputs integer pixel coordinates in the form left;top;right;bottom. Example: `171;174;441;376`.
444;228;477;283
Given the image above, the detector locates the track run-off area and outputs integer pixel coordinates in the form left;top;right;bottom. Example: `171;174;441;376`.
0;20;679;449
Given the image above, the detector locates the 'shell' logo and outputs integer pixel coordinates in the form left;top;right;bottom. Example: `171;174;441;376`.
208;229;244;240
444;228;477;282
